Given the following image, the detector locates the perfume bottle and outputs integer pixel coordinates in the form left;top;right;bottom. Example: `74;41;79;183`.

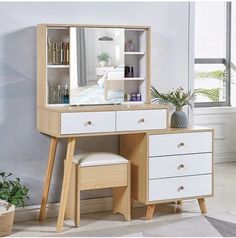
52;43;57;65
47;37;53;65
63;85;69;104
60;42;65;65
57;85;62;104
65;42;70;65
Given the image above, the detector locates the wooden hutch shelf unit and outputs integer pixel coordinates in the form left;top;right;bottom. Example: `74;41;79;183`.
37;23;214;233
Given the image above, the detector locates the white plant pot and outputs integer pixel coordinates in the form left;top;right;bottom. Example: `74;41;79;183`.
100;61;107;67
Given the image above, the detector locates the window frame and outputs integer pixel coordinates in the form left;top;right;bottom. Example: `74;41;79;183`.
194;2;231;108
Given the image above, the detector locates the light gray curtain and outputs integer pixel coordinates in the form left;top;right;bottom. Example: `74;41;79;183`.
76;28;87;86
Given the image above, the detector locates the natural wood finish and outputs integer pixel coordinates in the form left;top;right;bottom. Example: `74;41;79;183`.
38;23;150;30
113;162;131;221
177;201;182;205
38;137;58;221
56;137;76;232
37;25;47;108
198;198;207;214
120;133;148;204
67;160;131;227
80;164;128;190
146;27;151;104
146;204;156;220
37;108;60;136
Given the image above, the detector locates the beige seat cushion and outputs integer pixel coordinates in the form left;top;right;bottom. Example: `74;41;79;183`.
73;152;128;167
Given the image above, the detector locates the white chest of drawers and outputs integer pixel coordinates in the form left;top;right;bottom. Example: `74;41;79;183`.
148;131;213;202
120;127;214;219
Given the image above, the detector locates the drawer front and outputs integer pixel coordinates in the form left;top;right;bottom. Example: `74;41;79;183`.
61;112;115;134
149;132;212;157
116;109;167;132
149;153;212;179
149;174;212;201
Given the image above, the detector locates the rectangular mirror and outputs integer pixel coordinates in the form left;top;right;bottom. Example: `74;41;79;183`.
70;27;125;105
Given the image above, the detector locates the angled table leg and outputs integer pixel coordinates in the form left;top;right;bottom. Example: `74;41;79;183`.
198;198;207;214
146;204;156;220
56;137;76;232
39;137;58;221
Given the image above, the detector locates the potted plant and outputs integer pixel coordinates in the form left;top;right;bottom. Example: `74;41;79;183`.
151;86;196;128
97;52;110;67
0;172;29;237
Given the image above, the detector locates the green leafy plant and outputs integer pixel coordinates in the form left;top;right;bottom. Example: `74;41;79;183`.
151;86;196;110
194;69;229;102
97;52;110;62
0;172;29;207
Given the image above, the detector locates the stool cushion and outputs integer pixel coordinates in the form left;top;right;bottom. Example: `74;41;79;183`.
73;152;128;167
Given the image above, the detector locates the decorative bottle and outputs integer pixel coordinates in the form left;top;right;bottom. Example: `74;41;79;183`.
63;85;69;104
47;37;53;65
57;85;62;104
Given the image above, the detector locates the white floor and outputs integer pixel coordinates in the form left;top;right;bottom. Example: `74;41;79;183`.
10;162;236;237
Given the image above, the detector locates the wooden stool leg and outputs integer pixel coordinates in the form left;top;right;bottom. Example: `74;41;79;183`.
39;137;58;221
113;163;131;221
56;137;76;232
198;198;207;214
146;204;156;220
75;166;81;227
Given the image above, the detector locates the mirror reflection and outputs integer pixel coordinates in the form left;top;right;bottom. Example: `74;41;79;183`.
70;27;124;105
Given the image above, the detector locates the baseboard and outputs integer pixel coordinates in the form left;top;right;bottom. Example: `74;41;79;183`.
214;152;236;163
14;197;143;222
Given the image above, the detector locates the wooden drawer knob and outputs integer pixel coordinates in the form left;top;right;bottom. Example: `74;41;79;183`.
87;121;92;125
178;164;185;169
178;142;185;148
178;186;184;191
138;118;145;123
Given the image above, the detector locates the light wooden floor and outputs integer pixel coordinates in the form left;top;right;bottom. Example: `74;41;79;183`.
10;162;236;237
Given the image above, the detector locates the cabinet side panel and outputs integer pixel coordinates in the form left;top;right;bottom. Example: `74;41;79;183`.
120;133;148;204
37;25;47;107
37;108;60;137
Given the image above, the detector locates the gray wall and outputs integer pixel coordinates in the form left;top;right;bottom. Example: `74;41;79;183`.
0;2;191;206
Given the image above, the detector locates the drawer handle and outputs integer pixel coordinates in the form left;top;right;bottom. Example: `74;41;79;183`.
86;121;92;126
178;186;184;191
138;118;145;123
178;164;185;169
178;142;185;148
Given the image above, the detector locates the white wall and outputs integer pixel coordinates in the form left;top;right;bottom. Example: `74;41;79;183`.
0;2;191;205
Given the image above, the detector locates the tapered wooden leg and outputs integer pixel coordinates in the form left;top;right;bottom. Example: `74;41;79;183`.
198;198;207;214
112;163;131;221
75;166;81;227
39;137;58;222
56;137;76;232
146;204;156;220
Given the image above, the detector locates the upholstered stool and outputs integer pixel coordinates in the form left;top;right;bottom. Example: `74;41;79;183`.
66;152;131;227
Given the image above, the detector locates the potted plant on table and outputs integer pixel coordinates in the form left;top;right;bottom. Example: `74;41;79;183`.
0;172;29;237
97;52;110;67
151;86;196;128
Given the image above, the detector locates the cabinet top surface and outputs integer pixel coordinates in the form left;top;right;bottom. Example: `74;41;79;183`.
40;104;168;113
148;126;214;134
37;23;151;29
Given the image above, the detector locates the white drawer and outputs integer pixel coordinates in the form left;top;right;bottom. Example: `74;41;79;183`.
149;174;212;201
149;153;212;179
116;109;167;132
149;132;212;157
61;112;115;134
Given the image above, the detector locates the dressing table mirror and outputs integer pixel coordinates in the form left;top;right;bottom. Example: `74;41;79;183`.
70;27;125;105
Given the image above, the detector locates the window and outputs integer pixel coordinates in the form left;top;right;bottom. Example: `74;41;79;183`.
194;2;231;107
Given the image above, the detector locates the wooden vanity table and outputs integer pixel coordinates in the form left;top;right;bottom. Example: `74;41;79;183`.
37;24;214;232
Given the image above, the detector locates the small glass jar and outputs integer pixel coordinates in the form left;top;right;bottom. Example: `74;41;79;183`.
136;93;142;101
131;94;137;101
